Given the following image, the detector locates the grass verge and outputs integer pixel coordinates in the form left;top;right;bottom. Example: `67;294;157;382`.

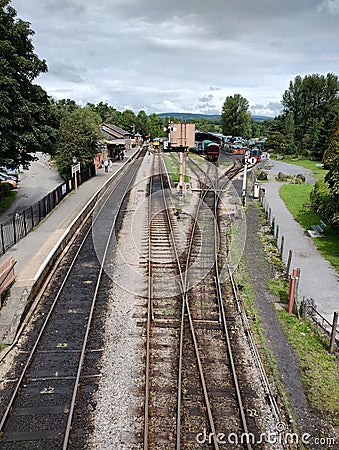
279;183;339;271
233;263;295;421
272;157;328;181
0;190;17;214
162;152;189;184
277;309;339;426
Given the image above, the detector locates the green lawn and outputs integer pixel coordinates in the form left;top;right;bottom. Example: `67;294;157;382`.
280;183;339;271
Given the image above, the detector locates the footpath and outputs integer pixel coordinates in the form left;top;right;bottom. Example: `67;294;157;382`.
0;147;140;344
260;160;338;328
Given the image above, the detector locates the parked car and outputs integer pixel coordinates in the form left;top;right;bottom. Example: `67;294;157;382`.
0;173;17;189
0;171;19;183
0;167;20;182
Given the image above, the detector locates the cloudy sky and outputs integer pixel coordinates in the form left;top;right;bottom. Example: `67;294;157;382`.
10;0;339;117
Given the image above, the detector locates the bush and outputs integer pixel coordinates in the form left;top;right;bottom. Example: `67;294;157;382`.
311;179;339;229
0;183;11;201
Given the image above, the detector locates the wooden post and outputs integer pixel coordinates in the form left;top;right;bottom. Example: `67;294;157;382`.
288;268;298;313
294;268;301;302
271;217;275;235
280;235;285;256
286;249;293;277
1;224;5;254
329;311;338;354
275;224;279;241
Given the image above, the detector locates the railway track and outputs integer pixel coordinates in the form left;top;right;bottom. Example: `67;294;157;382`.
144;154;288;449
0;150;291;449
0;152;144;449
144;154;183;448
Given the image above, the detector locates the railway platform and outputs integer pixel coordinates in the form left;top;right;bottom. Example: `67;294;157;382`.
0;147;140;345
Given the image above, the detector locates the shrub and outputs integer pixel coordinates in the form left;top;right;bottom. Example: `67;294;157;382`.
311;179;339;229
0;183;11;201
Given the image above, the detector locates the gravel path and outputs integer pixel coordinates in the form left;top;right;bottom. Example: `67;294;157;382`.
243;199;337;448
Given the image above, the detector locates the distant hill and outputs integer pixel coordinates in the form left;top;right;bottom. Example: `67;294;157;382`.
156;112;274;122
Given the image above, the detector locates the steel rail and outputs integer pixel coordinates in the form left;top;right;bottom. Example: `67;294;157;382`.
143;155;154;449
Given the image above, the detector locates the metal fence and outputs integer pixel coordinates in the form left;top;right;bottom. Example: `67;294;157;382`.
0;165;95;254
299;297;339;350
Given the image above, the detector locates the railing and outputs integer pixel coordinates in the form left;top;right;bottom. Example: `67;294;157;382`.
0;165;95;255
299;297;339;351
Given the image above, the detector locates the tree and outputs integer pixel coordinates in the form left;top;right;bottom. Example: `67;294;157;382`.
119;109;137;132
264;130;286;153
221;94;251;137
323;118;339;169
147;114;165;140
0;0;57;168
283;112;297;154
311;122;339;229
136;110;149;138
323;155;339;229
282;73;339;158
54;108;102;178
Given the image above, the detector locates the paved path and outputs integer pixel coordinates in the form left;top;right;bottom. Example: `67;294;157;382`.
0;152;63;223
261;160;338;326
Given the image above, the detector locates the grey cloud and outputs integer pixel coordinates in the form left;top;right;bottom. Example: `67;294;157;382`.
48;61;86;83
198;94;214;103
318;0;339;14
10;0;339;116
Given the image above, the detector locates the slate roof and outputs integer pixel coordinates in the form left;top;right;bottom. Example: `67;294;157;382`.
101;123;130;139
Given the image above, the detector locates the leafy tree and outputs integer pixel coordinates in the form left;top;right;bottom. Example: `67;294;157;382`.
54;108;102;178
136;110;149;138
147;114;165;140
282;73;339;158
193;118;210;132
0;0;57;168
105;108;122;127
264;130;286;153
250;119;272;139
119;109;137;132
322;118;339;169
311;123;339;229
283;112;297;154
86;101;111;122
221;94;251;137
323;155;339;228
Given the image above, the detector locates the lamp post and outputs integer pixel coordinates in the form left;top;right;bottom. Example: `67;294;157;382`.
71;156;80;191
241;150;249;206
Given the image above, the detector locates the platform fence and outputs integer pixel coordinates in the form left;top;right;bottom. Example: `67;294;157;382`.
0;165;95;254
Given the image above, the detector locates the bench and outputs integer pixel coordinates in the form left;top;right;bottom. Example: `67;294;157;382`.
310;220;327;237
0;256;16;305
